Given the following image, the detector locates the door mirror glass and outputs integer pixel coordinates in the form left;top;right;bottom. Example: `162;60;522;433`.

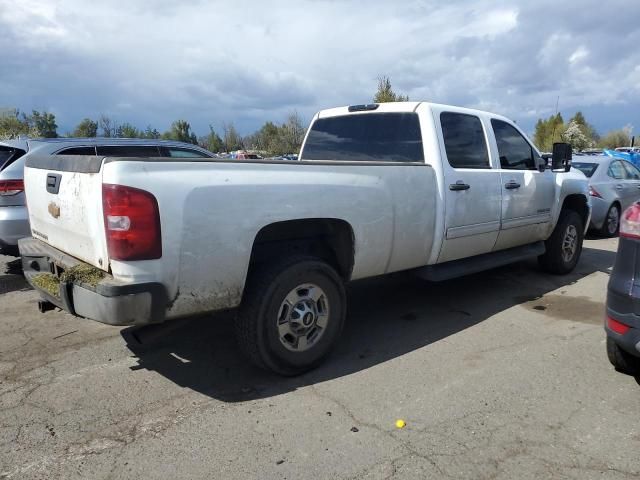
552;142;572;172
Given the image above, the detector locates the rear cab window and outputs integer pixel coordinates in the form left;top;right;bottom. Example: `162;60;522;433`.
300;112;424;162
440;112;490;169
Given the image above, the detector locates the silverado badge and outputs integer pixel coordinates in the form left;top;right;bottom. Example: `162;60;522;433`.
48;202;60;219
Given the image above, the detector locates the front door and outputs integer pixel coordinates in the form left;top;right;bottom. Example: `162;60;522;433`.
489;119;555;250
435;110;503;263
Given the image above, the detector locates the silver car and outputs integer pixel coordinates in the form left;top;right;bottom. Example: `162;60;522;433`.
0;137;215;255
572;155;640;237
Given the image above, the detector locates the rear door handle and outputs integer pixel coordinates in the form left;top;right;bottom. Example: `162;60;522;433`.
505;181;521;190
449;182;470;191
615;184;624;190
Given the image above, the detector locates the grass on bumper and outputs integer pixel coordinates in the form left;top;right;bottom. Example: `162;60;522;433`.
60;264;106;287
32;273;60;298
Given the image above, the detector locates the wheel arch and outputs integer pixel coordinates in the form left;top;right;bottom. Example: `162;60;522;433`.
247;218;356;281
560;193;590;230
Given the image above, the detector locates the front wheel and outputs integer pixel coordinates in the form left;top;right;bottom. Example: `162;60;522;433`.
236;256;346;376
538;210;584;274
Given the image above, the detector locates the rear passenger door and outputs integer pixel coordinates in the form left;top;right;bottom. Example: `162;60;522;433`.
490;119;554;250
435;110;502;263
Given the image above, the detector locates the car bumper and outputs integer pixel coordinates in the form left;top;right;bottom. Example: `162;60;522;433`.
0;205;30;247
588;197;609;230
606;236;640;357
19;237;168;326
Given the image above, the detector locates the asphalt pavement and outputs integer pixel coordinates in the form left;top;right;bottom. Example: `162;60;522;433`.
1;237;639;479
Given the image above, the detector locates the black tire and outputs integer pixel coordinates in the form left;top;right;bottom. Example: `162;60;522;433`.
538;209;584;274
606;337;640;375
600;203;620;238
236;255;346;376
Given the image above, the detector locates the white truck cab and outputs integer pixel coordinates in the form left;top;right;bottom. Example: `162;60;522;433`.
20;102;590;375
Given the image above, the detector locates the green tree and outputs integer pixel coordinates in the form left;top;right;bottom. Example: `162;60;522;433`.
99;114;117;138
24;110;57;137
598;129;632;149
373;76;409;103
0;110;29;139
199;125;224;153
142;126;161;139
162;120;198;144
568;111;598;144
116;123;141;138
222;122;243;151
73;118;98;137
533;113;565;152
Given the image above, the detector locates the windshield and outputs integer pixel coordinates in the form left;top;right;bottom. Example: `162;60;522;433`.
572;162;598;178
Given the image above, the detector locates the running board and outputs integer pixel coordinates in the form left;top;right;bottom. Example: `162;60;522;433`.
414;241;546;282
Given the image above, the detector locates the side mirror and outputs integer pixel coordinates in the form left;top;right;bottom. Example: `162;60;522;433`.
552;142;572;172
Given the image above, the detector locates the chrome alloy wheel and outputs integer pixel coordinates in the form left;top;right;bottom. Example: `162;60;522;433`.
277;283;329;352
562;224;578;263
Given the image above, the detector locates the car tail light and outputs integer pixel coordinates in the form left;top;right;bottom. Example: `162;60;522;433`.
102;184;162;260
620;203;640;239
0;179;24;196
588;186;602;198
607;316;630;335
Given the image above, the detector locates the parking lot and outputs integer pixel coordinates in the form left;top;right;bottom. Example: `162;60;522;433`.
1;236;639;479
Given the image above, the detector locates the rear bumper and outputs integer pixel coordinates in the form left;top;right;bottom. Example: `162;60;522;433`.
0;205;30;247
606;235;640;357
588;197;608;230
19;237;168;326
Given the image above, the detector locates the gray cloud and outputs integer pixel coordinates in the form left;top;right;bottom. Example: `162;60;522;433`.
0;0;638;137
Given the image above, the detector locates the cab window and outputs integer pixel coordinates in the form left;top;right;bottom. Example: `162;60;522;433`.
440;112;489;169
56;146;97;155
164;147;212;158
491;119;539;170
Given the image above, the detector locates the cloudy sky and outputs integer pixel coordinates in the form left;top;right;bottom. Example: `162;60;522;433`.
1;0;639;137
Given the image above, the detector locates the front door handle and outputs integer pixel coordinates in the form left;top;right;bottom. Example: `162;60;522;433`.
505;181;521;190
615;184;624;190
449;182;470;191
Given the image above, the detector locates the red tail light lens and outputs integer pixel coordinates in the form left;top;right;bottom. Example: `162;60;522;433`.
620;203;640;239
607;316;630;335
0;179;24;196
102;184;162;260
588;186;602;198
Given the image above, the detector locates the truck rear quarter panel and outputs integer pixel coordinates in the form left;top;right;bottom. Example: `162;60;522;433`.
103;160;437;319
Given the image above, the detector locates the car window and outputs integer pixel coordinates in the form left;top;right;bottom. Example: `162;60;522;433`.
0;146;26;171
165;147;211;158
56;146;97;155
622;161;640;180
96;145;161;157
440;112;489;169
301;112;424;162
572;162;598;178
491;119;538;170
608;161;627;180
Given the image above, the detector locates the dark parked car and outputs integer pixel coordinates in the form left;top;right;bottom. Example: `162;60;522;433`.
606;201;640;374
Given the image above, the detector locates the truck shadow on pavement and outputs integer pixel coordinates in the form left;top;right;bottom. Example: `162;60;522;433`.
123;245;615;402
0;256;30;295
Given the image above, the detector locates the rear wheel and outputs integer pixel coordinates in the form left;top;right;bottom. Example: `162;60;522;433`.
538;210;584;274
600;204;620;238
607;337;640;375
236;256;346;376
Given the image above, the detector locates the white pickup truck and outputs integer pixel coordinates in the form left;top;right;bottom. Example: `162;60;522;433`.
20;102;590;375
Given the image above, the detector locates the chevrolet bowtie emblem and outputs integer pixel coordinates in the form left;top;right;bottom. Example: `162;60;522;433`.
48;202;60;219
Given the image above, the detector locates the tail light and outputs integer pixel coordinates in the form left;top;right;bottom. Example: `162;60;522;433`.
620;203;640;239
607;316;630;335
0;179;24;196
102;184;162;260
588;186;602;198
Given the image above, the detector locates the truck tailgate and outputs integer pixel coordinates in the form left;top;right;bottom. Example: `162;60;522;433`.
24;155;109;270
